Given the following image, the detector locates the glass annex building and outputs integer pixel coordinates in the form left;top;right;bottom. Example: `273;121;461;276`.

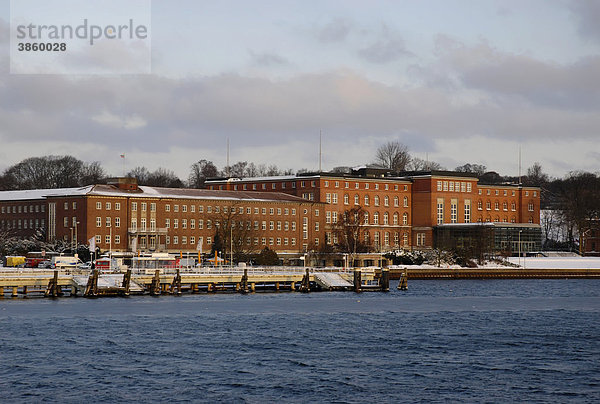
434;223;542;256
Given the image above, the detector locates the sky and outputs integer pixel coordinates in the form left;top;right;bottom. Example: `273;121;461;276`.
1;0;599;180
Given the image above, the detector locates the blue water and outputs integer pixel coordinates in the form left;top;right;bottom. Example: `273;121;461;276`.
1;280;599;403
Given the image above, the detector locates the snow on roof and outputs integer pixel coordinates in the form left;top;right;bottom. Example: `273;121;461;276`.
206;175;298;183
0;184;318;204
0;186;93;201
87;184;314;203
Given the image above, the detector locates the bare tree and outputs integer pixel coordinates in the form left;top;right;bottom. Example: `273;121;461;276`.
455;163;487;176
525;162;550;186
209;202;261;263
407;157;444;171
331;206;371;265
375;141;411;172
188;160;219;188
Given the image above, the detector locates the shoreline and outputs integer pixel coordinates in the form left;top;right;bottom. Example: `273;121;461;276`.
389;268;600;279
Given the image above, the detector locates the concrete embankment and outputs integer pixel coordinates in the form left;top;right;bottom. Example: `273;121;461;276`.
389;268;600;279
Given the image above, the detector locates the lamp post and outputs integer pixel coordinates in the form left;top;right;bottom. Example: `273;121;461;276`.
70;227;74;252
518;230;522;268
74;221;80;257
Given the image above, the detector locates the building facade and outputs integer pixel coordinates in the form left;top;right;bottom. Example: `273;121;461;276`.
206;169;542;254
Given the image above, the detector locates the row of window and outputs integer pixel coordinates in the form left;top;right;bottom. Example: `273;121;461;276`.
478;188;537;197
0;218;45;230
325;211;410;226
437;181;473;193
95;201;123;211
476;201;535;212
1;204;45;214
324;193;410;208
437;200;471;225
324;230;414;248
163;204;298;216
323;180;408;192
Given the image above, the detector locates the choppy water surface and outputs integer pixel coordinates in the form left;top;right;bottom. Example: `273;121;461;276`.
1;279;599;403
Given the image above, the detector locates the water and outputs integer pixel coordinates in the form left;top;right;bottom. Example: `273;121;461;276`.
1;280;599;403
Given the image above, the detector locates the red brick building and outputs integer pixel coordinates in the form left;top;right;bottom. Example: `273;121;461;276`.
206;169;542;254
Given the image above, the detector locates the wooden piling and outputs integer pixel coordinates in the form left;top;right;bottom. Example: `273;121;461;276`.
353;269;362;293
84;269;98;297
46;270;64;298
150;270;161;296
380;268;390;292
300;268;310;293
121;269;132;296
397;271;408;291
240;267;249;293
170;268;182;295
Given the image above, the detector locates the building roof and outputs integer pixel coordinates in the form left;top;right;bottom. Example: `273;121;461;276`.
0;184;316;204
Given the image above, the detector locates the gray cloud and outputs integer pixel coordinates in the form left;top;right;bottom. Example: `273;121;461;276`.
358;25;412;64
570;0;600;43
249;50;288;66
424;36;600;110
317;18;352;43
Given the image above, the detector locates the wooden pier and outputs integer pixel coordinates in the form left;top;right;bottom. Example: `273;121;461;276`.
0;267;389;298
389;267;600;279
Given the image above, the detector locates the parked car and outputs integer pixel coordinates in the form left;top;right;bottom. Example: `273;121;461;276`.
37;260;52;268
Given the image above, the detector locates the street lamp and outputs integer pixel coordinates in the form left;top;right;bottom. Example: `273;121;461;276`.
518;230;522;268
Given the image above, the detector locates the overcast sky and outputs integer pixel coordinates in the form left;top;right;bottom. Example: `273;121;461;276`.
1;0;599;180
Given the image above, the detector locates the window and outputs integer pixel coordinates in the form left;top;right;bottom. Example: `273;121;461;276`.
106;217;111;227
332;194;338;204
199;219;203;229
115;235;120;244
64;202;68;210
115;202;121;211
511;203;516;211
140;218;146;231
269;221;274;230
326;212;331;224
437;181;442;191
106;202;111;210
315;222;319;232
354;194;359;205
332;212;338;223
486;201;491;210
165;204;171;212
443;181;448;191
151;203;156;212
174;219;179;229
417;233;425;246
384;196;389;206
394;196;399;207
64;217;69;227
262;221;267;230
464;201;471;223
403;196;408;207
182;219;187;229
96;217;102;227
174;205;179;212
132;202;137;211
437;199;444;225
191;219;195;230
374;196;379;206
461;183;466;193
96;202;102;210
503;202;508;211
173;236;179;245
182;236;187;245
96;235;101;243
150;219;156;231
495;202;499;210
449;182;454;192
364;212;369;224
373;212;379;225
383;212;389;225
451;200;457;223
165;218;170;228
393;213;399;225
403;212;408;225
467;183;472;193
105;235;111;244
326;193;331;204
364;195;369;206
131;218;137;231
528;203;534;212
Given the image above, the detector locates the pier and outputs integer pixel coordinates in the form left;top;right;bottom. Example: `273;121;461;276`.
0;267;388;298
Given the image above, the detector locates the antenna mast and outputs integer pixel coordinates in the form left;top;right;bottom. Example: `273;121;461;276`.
226;137;230;177
319;130;322;172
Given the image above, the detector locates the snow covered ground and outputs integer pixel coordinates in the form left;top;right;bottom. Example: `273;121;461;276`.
506;257;600;269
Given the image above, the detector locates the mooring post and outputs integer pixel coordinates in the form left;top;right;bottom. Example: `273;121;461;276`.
84;269;98;297
150;269;161;296
240;267;249;293
380;268;390;292
353;269;362;293
121;269;132;296
170;268;182;295
46;270;64;298
12;286;18;297
397;270;408;291
300;268;310;293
